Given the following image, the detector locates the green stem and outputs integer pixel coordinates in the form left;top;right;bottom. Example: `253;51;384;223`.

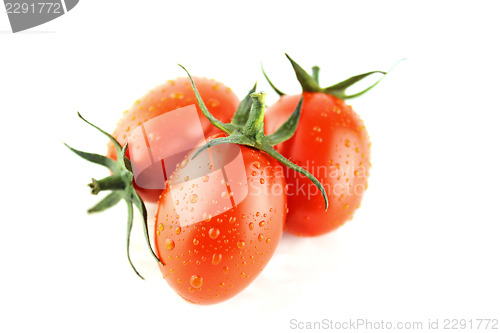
311;66;320;85
88;174;127;195
242;92;266;143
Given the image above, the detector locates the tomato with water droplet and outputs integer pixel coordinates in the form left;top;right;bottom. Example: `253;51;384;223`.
155;134;286;304
107;77;240;202
263;55;383;236
265;93;370;236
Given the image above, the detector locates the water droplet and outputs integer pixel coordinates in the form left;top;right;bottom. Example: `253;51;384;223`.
202;212;212;222
175;226;181;235
209;228;220;239
266;238;271;243
165;238;175;250
316;137;323;143
259;221;265;227
212;253;222;265
256;212;260;217
251;171;257;176
222;266;229;274
237;241;245;249
229;217;236;223
248;222;254;230
175;200;179;205
208;99;220;108
189;194;198;203
252;161;261;169
180;158;188;169
189;275;204;289
193;238;199;245
258;234;264;242
184;176;190;181
158;223;164;231
259;178;265;184
313;126;321;132
202;175;209;182
171;92;184;99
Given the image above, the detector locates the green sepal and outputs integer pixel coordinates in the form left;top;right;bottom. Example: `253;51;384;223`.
76;112;125;169
191;134;247;160
125;202;143;279
322;70;386;99
258;143;328;211
261;63;285;97
231;82;257;127
285;53;322;92
178;64;236;134
179;65;329;210
267;97;303;146
87;191;122;213
64;143;120;174
65;113;162;280
265;53;393;100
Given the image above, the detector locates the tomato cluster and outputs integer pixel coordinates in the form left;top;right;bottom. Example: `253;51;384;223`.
67;55;387;305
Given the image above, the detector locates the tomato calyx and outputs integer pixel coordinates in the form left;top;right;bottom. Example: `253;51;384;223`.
65;113;162;280
178;65;329;210
263;53;391;99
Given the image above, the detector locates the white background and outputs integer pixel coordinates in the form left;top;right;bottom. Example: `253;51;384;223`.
1;1;499;332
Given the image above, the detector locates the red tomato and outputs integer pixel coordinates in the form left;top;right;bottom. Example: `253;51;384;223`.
264;92;371;236
107;77;240;202
154;134;287;305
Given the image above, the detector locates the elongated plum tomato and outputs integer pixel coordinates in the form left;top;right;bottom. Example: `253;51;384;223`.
155;133;286;304
264;55;386;236
107;77;240;202
265;93;370;236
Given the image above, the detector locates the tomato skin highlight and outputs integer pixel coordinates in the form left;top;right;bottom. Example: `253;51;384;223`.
155;134;286;305
264;92;371;236
107;77;240;202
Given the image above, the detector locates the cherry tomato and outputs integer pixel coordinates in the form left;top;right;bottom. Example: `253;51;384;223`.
265;92;371;236
155;134;287;304
107;77;240;202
